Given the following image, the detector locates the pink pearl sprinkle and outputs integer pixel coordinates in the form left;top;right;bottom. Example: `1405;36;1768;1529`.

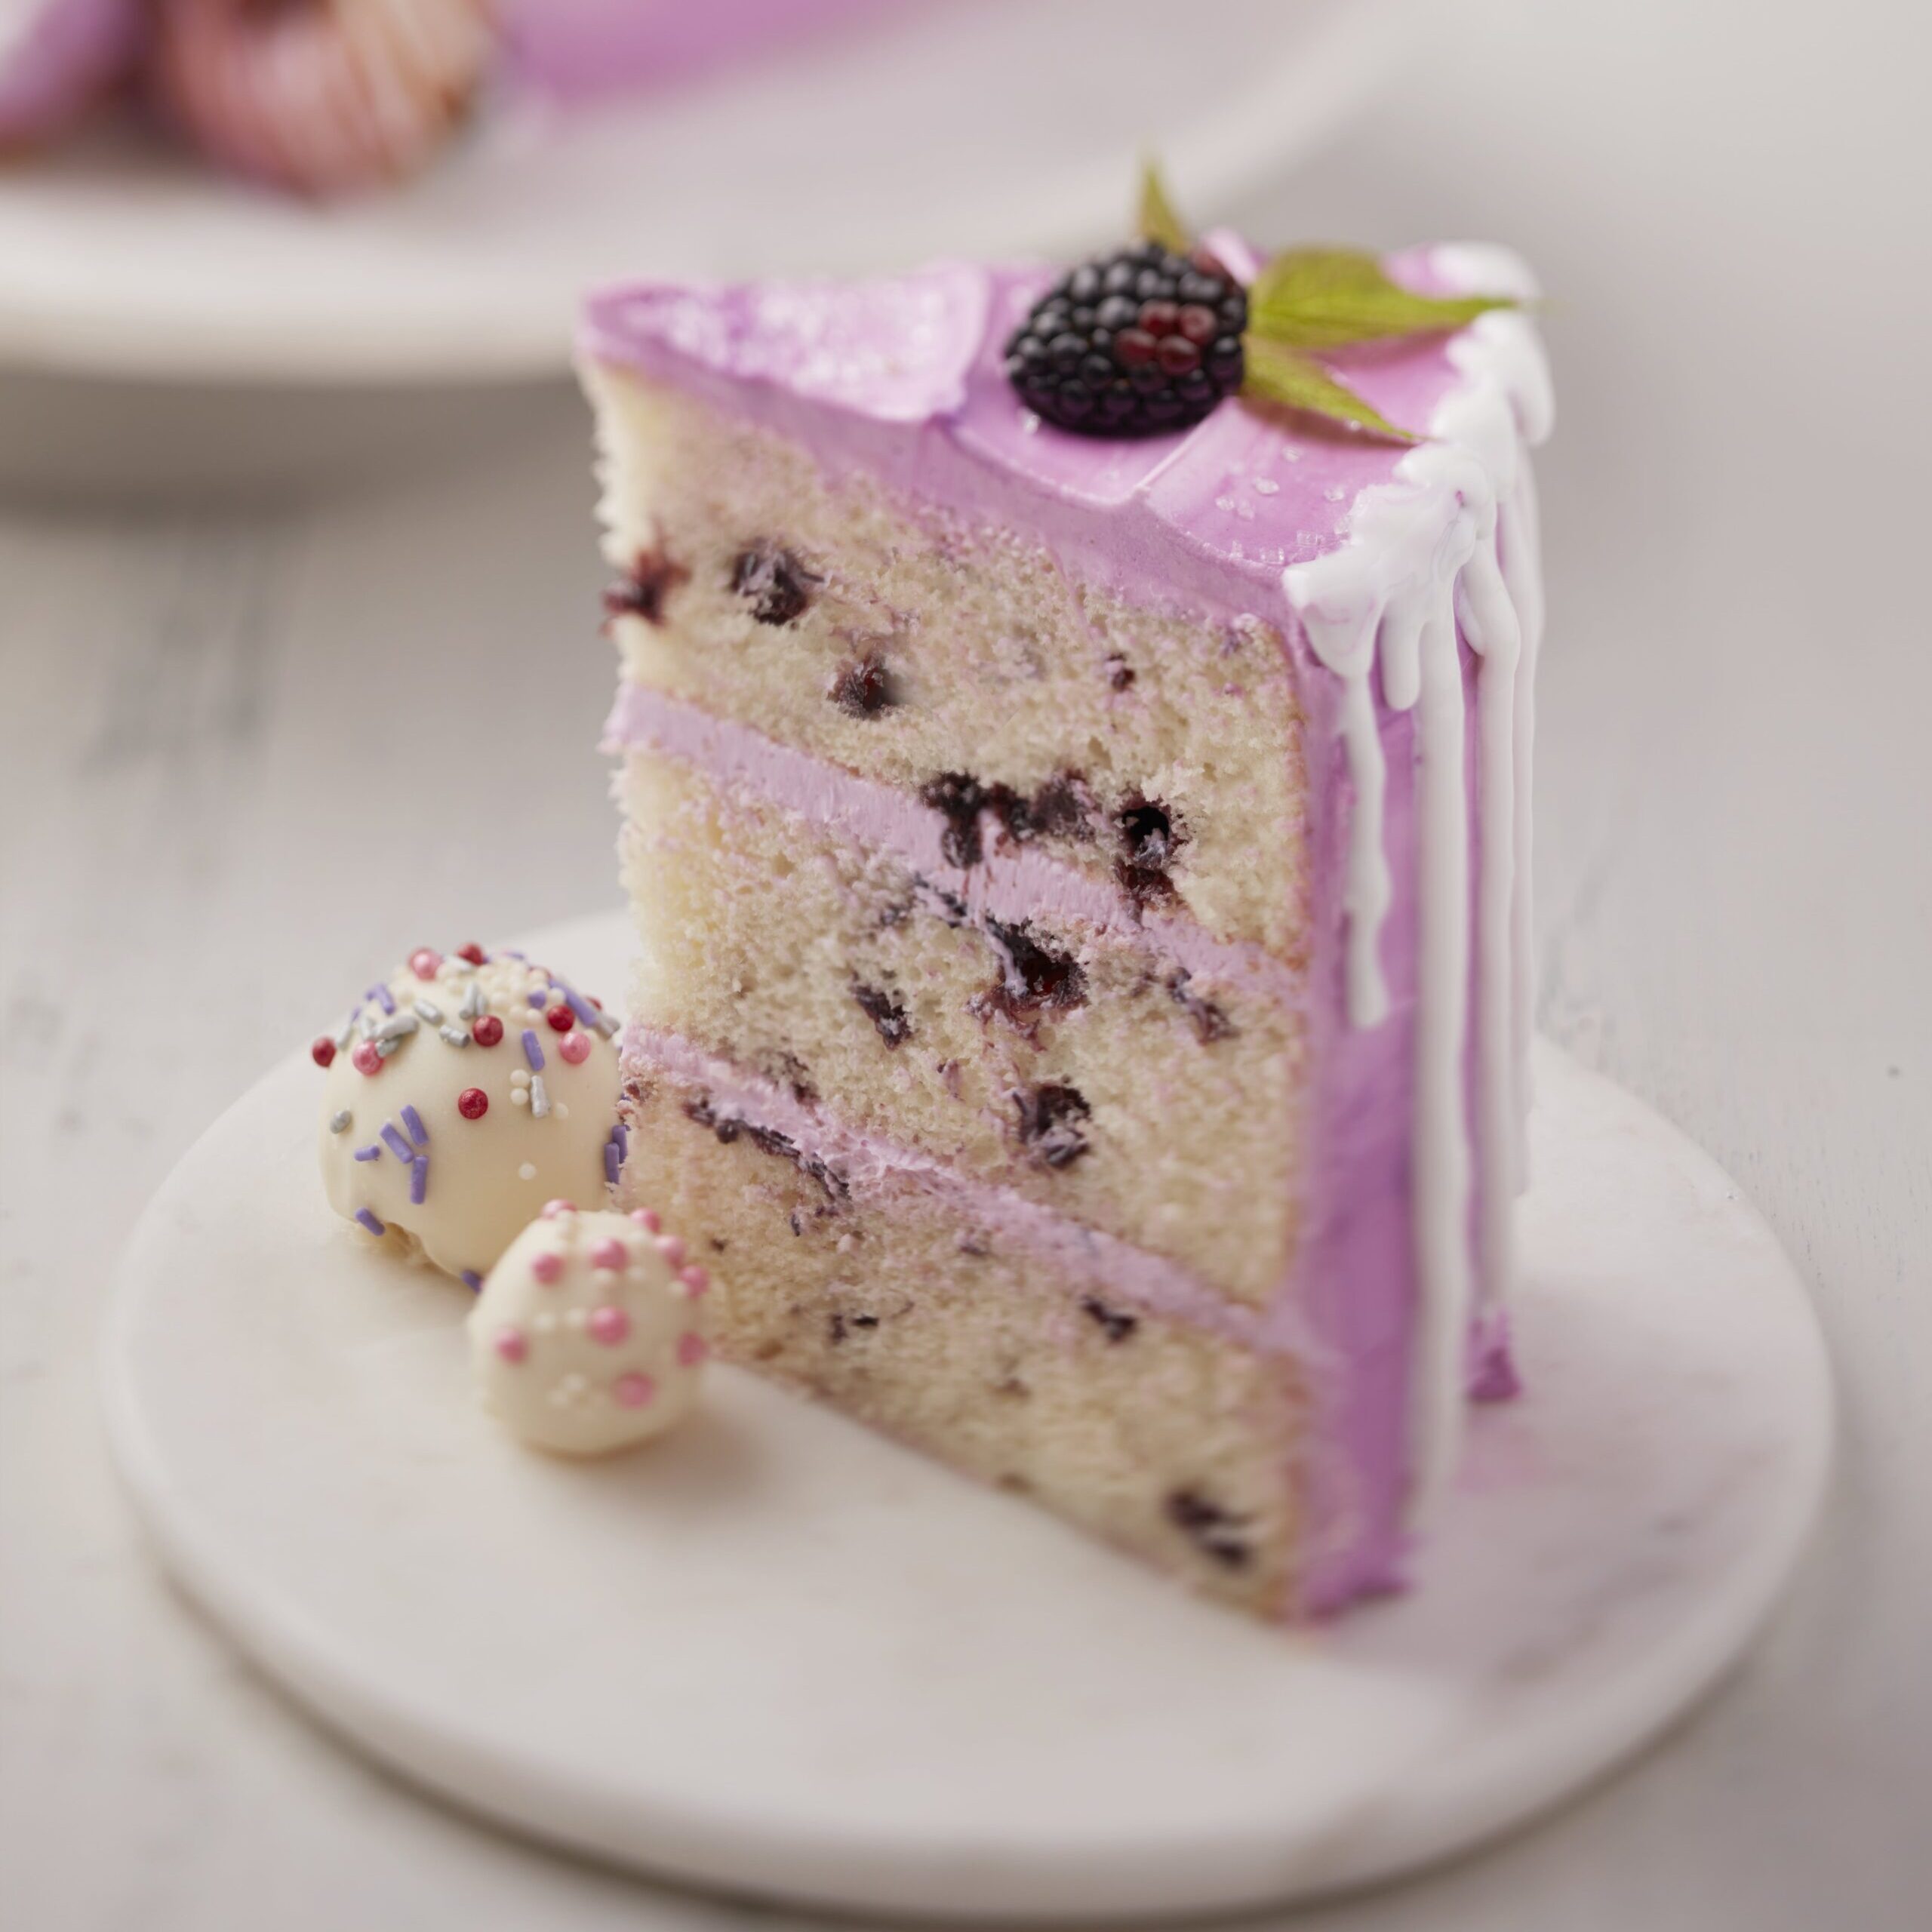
530;1251;563;1285
540;1198;576;1220
558;1030;592;1066
350;1039;382;1075
677;1332;709;1368
494;1327;527;1363
589;1305;631;1345
614;1371;655;1408
629;1208;662;1234
409;948;442;980
678;1265;709;1297
589;1237;628;1271
656;1235;687;1268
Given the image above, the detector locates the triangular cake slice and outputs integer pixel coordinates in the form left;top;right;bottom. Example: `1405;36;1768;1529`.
580;240;1550;1618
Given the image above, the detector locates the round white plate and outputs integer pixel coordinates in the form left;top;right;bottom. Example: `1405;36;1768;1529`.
0;0;1417;386
103;911;1831;1924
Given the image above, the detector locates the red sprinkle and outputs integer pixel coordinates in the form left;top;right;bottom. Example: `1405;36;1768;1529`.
408;948;441;980
457;1088;489;1121
350;1040;383;1076
472;1015;504;1048
311;1037;337;1069
457;942;487;965
545;1003;575;1033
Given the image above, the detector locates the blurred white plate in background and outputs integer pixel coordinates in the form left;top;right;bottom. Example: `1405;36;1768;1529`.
0;0;1418;387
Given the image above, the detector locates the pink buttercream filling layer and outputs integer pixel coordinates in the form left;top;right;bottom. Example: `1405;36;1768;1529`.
603;685;1301;1005
624;1023;1293;1358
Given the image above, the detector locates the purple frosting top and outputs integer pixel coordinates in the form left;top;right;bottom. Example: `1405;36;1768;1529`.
580;245;1469;626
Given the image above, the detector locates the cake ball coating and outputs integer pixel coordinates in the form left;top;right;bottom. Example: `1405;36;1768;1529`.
316;949;623;1284
469;1208;712;1456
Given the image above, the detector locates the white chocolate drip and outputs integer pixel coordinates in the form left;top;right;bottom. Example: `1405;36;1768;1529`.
1284;245;1552;1516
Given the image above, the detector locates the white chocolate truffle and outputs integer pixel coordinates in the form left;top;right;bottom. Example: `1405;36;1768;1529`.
469;1205;712;1455
315;946;624;1288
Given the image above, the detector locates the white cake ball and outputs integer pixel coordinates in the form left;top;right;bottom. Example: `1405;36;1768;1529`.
315;946;626;1289
469;1204;712;1456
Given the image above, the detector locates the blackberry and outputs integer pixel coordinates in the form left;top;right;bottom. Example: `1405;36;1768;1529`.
1003;242;1247;438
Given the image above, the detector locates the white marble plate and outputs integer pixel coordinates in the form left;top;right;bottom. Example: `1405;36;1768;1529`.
0;0;1416;386
101;912;1831;1924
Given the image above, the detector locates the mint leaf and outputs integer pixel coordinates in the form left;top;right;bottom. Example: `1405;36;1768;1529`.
1241;337;1415;441
1248;248;1513;350
1137;158;1192;255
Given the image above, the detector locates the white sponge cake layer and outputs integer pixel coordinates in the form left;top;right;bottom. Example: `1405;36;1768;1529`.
618;742;1304;1306
618;1059;1303;1617
589;364;1311;960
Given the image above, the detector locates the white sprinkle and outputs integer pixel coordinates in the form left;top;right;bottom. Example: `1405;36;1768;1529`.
438;1026;469;1048
530;1075;551;1120
565;1307;587;1330
328;1109;352;1134
1253;477;1279;495
374;1011;418;1042
518;1161;537;1180
511;1069;530;1088
413;1000;443;1024
1324;483;1347;502
460;982;487;1020
333;1022;355;1051
595;1011;620;1038
533;1310;556;1333
374;1036;402;1060
510;1088;529;1107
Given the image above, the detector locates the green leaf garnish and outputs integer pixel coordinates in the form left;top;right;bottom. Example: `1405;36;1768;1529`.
1241;336;1415;443
1137;158;1192;255
1247;248;1514;351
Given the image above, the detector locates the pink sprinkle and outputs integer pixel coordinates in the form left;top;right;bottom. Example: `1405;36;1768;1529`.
558;1029;592;1065
676;1332;709;1368
656;1235;686;1268
531;1251;563;1284
409;948;442;980
589;1237;628;1271
678;1265;710;1297
494;1327;527;1364
629;1208;662;1234
540;1198;576;1220
614;1371;655;1408
589;1305;631;1345
350;1040;383;1076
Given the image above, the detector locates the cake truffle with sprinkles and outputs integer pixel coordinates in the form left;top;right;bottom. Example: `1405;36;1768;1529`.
315;946;624;1287
581;168;1552;1620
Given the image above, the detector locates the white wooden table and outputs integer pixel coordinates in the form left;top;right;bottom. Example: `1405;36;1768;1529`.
2;2;1924;1925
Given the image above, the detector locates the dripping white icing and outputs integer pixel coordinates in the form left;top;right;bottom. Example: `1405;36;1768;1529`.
1283;244;1553;1517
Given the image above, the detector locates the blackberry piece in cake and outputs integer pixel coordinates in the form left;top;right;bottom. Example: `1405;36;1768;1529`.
580;226;1550;1618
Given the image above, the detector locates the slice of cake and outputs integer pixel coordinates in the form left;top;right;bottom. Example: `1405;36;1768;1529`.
580;217;1551;1618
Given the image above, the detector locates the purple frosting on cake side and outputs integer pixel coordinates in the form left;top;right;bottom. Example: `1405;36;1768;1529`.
583;254;1512;1614
0;0;140;146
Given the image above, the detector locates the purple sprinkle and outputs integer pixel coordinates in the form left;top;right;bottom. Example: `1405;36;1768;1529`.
371;984;396;1015
521;1029;545;1071
353;1145;382;1163
603;1140;620;1186
401;1104;428;1146
460;1270;481;1293
355;1208;386;1236
526;989;547;1008
410;1155;429;1205
380;1122;413;1162
500;949;526;960
612;1120;629;1161
564;988;599;1028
